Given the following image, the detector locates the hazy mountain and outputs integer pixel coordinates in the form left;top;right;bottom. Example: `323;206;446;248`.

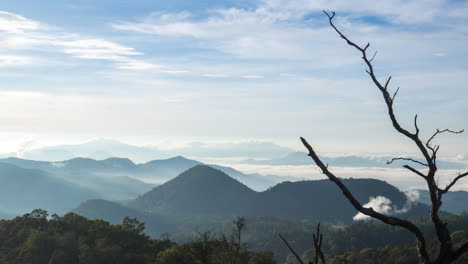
0;157;155;201
417;190;468;214
167;141;294;159
128;165;429;223
0;162;99;215
245;151;466;169
0;156;284;192
23;139;168;162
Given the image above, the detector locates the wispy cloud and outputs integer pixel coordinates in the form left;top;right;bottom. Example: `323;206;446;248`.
0;11;41;32
0;10;154;70
111;1;468;67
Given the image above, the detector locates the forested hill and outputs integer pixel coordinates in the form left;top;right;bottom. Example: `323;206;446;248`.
79;165;430;227
0;210;276;264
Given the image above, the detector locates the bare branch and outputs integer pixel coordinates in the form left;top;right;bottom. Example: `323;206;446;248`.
279;234;305;264
427;129;464;150
313;223;326;264
300;137;430;262
369;50;378;62
391;87;400;103
414;115;420;136
387;157;428;167
319;11;465;262
403;165;427;179
441;171;468;194
384;76;392;90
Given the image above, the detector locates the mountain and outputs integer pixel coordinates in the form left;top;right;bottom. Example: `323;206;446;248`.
245;151;466;169
0;156;284;192
0;157;155;201
130;165;256;217
417;190;468;214
128;165;429;223
23;139;168;163
0;162;99;215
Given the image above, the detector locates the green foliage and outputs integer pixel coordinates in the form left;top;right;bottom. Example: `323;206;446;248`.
0;210;276;264
0;210;173;264
327;230;468;264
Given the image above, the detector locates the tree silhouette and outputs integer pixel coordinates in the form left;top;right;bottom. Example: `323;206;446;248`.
300;11;468;264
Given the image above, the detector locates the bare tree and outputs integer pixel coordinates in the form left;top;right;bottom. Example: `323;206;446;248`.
279;223;325;264
299;11;468;264
221;216;246;264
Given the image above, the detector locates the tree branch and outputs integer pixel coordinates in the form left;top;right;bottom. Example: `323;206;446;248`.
427;129;464;148
323;10;434;168
403;165;427;179
279;234;305;264
441;171;468;194
387;157;428;167
313;223;326;264
300;137;430;262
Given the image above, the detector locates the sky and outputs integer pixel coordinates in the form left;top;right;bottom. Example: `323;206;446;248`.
1;0;468;160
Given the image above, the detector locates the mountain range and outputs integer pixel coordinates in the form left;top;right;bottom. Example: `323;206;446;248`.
244;151;466;169
0;155;290;217
0;163;99;215
0;155;284;192
75;165;433;237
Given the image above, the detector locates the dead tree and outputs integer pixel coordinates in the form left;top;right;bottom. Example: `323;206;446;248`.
300;11;468;264
312;224;326;264
221;216;246;264
279;223;326;264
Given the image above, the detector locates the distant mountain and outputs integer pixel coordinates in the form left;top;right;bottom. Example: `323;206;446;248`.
0;157;155;201
417;190;468;214
0;162;99;215
245;151;466;169
167;141;294;159
128;165;429;223
0;156;284;192
23;139;168;162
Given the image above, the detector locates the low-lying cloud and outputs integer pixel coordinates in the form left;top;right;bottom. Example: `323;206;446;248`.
353;190;420;221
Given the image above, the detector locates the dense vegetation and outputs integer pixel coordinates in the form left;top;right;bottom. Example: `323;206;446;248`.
0;209;276;264
2;209;467;263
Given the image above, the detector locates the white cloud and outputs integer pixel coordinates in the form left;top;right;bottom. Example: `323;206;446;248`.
111;1;468;65
353;190;420;220
353;196;393;221
0;10;154;70
0;11;41;32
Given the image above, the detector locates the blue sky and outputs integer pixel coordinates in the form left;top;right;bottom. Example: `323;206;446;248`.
1;0;468;160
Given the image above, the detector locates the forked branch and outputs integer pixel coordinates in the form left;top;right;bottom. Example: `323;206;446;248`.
387;157;428;167
300;137;430;262
441;171;468;194
312;223;326;264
